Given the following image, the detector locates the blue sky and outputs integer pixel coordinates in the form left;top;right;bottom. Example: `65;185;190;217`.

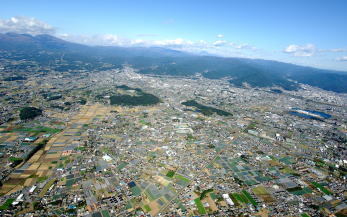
1;0;347;70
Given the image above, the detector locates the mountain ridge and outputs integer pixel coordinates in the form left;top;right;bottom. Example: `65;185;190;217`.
1;33;347;93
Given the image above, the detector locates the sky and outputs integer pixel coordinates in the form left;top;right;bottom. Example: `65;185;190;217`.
0;0;347;71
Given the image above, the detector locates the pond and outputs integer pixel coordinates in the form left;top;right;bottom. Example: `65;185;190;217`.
289;108;331;120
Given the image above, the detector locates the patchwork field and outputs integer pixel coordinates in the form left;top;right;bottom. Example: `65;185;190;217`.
0;104;111;196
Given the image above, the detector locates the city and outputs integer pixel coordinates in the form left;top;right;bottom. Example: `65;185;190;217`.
1;1;347;216
0;65;346;216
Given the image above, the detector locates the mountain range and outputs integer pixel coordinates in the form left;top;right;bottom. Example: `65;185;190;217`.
1;33;347;93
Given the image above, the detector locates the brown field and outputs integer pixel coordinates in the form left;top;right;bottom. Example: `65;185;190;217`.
28;151;43;163
0;185;16;194
5;178;25;185
148;200;161;217
7;185;23;195
203;194;218;212
24;178;36;186
252;186;275;203
27;163;41;170
7;134;19;142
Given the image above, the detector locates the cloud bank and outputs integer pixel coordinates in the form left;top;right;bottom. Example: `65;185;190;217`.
283;44;316;57
59;33;257;57
0;16;55;35
283;44;347;57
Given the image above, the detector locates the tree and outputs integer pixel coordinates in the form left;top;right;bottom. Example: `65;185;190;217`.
19;107;42;120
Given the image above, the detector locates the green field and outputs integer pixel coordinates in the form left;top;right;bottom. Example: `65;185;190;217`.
143;204;151;212
231;193;248;204
174;174;190;183
252;186;268;195
37;176;48;183
301;213;310;217
242;190;258;206
252;186;275;203
311;182;332;195
75;146;86;151
9;156;23;162
194;198;207;215
229;194;240;206
11;126;61;134
0;198;15;210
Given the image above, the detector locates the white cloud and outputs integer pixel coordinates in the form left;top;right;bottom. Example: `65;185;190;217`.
60;34;135;46
217;34;224;38
284;44;347;57
213;40;228;46
337;56;347;61
230;42;256;50
152;38;191;47
61;33;195;48
283;44;316;56
0;16;55;35
60;33;258;58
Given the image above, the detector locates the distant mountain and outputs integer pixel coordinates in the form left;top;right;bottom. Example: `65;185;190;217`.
1;33;347;93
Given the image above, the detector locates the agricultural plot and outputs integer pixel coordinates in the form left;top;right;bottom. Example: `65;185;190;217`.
252;186;275;203
130;186;141;196
242;190;258;206
173;174;191;186
0;104;111;196
194;198;207;215
214;157;271;186
127;173;179;216
1;126;61;135
311;182;332;195
230;190;258;207
142;204;151;212
39;178;56;197
0;198;15;210
231;192;248;204
288;187;312;195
